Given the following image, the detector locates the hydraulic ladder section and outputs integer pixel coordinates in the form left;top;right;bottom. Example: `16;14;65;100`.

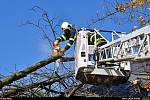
94;25;150;85
97;25;150;63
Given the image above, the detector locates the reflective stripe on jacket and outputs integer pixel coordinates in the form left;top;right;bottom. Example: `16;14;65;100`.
54;28;77;50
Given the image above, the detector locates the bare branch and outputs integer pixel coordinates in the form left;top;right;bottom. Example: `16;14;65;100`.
66;83;84;97
42;13;57;40
90;0;150;27
91;11;118;24
2;71;73;97
0;53;64;89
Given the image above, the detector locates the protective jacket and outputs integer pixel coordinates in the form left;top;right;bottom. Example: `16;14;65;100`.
54;28;77;51
88;32;107;46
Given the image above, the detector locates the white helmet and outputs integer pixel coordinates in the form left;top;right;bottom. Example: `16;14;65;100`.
61;22;72;30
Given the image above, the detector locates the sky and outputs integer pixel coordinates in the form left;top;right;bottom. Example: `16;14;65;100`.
0;0;136;76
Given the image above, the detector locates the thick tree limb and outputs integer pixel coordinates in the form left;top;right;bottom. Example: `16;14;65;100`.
2;72;74;97
0;53;64;89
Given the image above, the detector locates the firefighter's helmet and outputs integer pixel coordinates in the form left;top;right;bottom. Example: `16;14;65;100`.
61;22;72;30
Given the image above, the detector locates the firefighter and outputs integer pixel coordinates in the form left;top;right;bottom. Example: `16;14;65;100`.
53;22;77;54
88;32;107;63
88;32;107;46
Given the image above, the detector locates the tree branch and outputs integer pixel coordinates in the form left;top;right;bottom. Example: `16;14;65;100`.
0;53;64;89
2;72;74;97
66;84;84;97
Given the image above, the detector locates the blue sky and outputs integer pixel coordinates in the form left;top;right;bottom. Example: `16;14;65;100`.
0;0;137;75
0;0;101;75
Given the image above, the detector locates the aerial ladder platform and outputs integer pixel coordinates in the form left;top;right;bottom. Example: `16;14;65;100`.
75;25;150;85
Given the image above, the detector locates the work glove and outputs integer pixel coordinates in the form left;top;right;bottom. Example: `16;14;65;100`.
60;48;66;55
53;40;59;46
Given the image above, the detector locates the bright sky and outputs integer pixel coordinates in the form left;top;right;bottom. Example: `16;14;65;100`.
0;0;136;75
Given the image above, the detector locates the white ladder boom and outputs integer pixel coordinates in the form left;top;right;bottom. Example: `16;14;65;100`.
97;25;150;63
